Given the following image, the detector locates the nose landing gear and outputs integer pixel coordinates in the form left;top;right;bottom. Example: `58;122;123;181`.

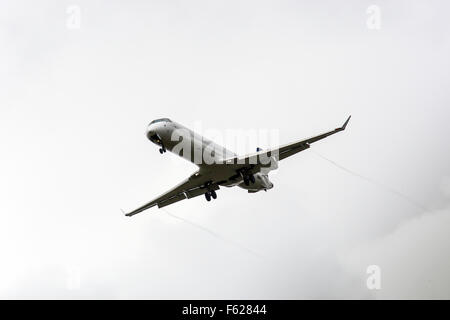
159;146;166;154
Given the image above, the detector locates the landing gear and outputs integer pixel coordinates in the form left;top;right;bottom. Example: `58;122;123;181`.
243;174;255;186
204;190;217;202
159;146;166;154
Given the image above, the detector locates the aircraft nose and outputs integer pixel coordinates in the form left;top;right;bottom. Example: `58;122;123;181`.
146;125;155;140
147;122;158;136
146;124;163;144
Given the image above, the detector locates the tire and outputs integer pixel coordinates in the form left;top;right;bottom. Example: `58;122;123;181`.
159;148;163;154
211;190;217;199
205;192;211;201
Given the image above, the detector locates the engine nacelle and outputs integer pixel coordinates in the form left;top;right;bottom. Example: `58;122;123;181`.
238;173;274;192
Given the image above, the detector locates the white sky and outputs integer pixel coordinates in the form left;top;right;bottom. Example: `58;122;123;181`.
1;0;450;299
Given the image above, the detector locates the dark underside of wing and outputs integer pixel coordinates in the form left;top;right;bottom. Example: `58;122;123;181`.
124;171;219;216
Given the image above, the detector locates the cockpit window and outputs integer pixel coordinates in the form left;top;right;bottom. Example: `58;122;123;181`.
149;118;172;125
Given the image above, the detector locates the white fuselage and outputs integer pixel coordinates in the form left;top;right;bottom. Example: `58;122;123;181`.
146;119;273;192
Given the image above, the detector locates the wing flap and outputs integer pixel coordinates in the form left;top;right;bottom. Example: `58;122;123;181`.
157;193;187;208
278;143;311;160
185;184;219;199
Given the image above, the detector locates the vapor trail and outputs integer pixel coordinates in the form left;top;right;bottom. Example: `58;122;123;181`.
311;150;428;212
161;208;265;259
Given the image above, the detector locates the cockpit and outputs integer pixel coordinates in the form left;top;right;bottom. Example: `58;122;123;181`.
149;118;172;125
147;118;172;151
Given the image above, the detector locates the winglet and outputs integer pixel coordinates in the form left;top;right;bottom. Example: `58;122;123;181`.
341;115;351;130
121;208;131;217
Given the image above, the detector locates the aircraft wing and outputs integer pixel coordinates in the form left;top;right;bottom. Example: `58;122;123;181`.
124;170;218;216
273;115;351;161
220;116;351;169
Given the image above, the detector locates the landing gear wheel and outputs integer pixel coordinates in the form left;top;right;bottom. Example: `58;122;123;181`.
249;175;255;184
159;148;164;154
205;192;211;201
210;190;217;199
243;177;250;186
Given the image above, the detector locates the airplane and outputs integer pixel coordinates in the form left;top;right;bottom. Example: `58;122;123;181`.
124;116;351;216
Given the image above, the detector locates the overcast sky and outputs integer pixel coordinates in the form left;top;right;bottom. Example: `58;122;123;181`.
1;0;450;299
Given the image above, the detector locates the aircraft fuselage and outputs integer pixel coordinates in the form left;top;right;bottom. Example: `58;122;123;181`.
146;118;274;192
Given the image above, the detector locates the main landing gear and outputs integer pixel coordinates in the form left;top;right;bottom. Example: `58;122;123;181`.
204;190;217;202
159;146;166;154
243;174;256;186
